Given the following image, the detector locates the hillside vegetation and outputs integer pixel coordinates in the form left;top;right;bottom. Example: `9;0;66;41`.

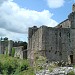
0;54;34;75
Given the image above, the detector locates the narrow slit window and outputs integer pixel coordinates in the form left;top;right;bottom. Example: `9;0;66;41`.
59;32;61;37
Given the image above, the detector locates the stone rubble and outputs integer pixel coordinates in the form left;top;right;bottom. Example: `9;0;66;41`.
36;67;74;75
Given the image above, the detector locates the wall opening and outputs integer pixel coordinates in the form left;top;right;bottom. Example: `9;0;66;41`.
70;55;73;64
59;32;61;37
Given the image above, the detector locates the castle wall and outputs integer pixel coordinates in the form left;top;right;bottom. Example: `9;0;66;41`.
56;19;71;28
0;40;8;54
59;28;71;62
27;4;75;64
14;46;23;59
8;40;13;55
28;26;71;63
42;27;59;61
31;28;42;51
27;26;43;65
41;27;71;62
68;9;75;63
70;29;75;63
1;41;6;54
23;49;27;59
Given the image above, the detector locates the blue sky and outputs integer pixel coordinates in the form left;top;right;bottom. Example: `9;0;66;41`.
0;0;74;41
13;0;74;23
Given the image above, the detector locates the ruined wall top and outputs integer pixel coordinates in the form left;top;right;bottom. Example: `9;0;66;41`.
72;3;75;12
55;19;70;28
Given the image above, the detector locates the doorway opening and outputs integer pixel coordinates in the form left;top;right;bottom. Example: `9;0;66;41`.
70;55;73;64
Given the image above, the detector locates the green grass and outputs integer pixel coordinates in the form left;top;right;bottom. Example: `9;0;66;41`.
0;54;35;75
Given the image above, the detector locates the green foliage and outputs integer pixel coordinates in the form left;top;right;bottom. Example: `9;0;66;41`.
0;62;3;74
11;48;15;57
18;69;35;75
34;50;59;72
67;71;75;75
34;51;47;71
0;54;35;75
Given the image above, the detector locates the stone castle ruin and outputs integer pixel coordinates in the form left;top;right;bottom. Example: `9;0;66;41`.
28;4;75;64
0;37;27;59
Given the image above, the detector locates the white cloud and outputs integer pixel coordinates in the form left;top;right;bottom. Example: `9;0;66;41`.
0;0;7;4
0;28;7;36
0;28;28;41
47;0;65;8
0;0;13;5
0;0;58;41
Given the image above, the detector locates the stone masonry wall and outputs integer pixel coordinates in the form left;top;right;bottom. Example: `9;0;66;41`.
42;27;71;62
56;19;71;28
28;4;75;64
28;25;71;63
14;46;23;59
27;26;44;65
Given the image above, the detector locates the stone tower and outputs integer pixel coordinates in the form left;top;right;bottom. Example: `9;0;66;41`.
68;3;75;63
27;26;38;65
8;40;13;55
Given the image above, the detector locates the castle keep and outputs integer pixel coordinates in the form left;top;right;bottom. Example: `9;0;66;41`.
28;4;75;64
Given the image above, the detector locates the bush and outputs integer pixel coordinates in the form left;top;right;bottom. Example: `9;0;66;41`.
67;71;75;75
0;62;3;74
11;48;15;57
0;54;35;75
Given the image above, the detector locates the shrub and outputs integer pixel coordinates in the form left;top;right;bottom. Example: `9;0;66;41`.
2;57;18;74
0;62;3;74
11;48;15;57
0;54;35;75
19;60;29;71
67;71;75;75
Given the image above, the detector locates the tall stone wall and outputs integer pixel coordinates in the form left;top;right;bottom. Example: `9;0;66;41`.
70;29;75;63
28;25;71;63
28;4;75;64
0;40;8;54
8;40;13;55
27;26;43;65
14;46;23;59
42;27;59;61
68;7;75;63
59;28;71;62
42;27;71;62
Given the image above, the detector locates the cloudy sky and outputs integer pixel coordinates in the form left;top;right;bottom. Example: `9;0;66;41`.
0;0;74;41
